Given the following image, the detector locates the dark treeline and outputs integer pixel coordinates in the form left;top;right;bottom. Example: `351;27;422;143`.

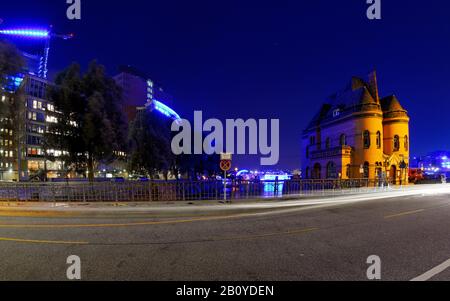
45;61;220;181
0;39;220;182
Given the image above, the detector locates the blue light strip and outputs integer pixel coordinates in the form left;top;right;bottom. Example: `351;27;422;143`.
0;29;50;39
153;100;181;120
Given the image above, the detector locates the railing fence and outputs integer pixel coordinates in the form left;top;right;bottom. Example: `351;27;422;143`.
0;179;397;202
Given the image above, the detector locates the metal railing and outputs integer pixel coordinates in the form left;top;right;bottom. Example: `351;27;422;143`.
0;179;396;202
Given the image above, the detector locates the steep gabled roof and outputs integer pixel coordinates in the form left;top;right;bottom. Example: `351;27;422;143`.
304;72;380;131
380;95;409;119
381;95;405;112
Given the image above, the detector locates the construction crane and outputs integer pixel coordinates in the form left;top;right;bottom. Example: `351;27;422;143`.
0;24;74;79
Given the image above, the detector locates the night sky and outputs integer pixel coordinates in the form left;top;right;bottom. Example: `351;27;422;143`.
2;0;450;170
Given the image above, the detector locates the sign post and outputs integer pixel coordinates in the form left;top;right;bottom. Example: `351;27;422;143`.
220;153;232;203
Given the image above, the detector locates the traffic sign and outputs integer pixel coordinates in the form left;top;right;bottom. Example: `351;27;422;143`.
220;160;232;172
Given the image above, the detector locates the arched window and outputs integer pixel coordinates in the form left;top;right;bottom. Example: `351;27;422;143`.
394;135;400;151
363;162;370;179
326;137;331;149
313;163;322;179
305;167;310;179
346;164;351;178
363;130;371;149
340;134;347;146
376;131;381;149
326;162;337;179
404;135;409;151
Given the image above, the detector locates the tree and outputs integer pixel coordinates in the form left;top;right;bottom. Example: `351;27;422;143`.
128;108;173;179
0;40;24;125
82;62;128;180
45;63;86;177
0;40;24;86
170;126;221;180
46;61;128;182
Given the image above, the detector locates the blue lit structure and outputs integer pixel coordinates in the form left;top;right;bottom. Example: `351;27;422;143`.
236;170;250;177
114;66;181;123
415;151;450;175
0;29;50;38
153;99;181;120
0;27;73;79
4;75;24;92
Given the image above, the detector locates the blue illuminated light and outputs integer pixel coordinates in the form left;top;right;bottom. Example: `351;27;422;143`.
153;100;181;120
0;29;50;39
4;75;24;92
236;170;250;177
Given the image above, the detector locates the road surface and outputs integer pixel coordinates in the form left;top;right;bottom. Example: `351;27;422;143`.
0;184;450;281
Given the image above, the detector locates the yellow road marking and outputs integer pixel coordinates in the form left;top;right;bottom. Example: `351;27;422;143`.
0;212;272;229
0;228;318;246
0;237;88;245
385;209;425;219
0;210;76;218
213;228;319;242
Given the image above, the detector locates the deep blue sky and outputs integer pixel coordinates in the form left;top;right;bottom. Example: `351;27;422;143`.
2;0;450;169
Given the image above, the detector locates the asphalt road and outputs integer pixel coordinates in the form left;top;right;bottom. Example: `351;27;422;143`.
1;185;450;281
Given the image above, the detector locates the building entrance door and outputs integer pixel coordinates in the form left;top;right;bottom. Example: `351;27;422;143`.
390;165;397;185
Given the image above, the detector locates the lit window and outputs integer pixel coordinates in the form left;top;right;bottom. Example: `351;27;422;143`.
394;135;400;151
363;131;371;149
376;131;381;149
333;109;341;117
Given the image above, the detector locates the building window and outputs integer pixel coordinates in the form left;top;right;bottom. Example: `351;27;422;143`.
340;134;347;146
363;162;370;179
404;135;409;151
326;162;337;179
346;164;351;178
376;131;381;149
305;167;310;179
310;136;315;146
313;163;322;179
363;130;371;149
394;135;400;151
333;109;341;117
325;137;331;149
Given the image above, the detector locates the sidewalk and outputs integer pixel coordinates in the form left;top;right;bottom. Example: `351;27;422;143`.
0;184;448;217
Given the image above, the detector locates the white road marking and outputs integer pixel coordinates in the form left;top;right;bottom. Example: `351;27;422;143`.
411;259;450;281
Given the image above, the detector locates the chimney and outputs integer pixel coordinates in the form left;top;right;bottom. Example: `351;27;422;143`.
367;70;380;103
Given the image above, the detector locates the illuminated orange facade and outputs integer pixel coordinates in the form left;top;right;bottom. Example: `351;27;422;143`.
301;71;410;184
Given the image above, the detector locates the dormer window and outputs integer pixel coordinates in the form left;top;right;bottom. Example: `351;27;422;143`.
333;109;341;117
